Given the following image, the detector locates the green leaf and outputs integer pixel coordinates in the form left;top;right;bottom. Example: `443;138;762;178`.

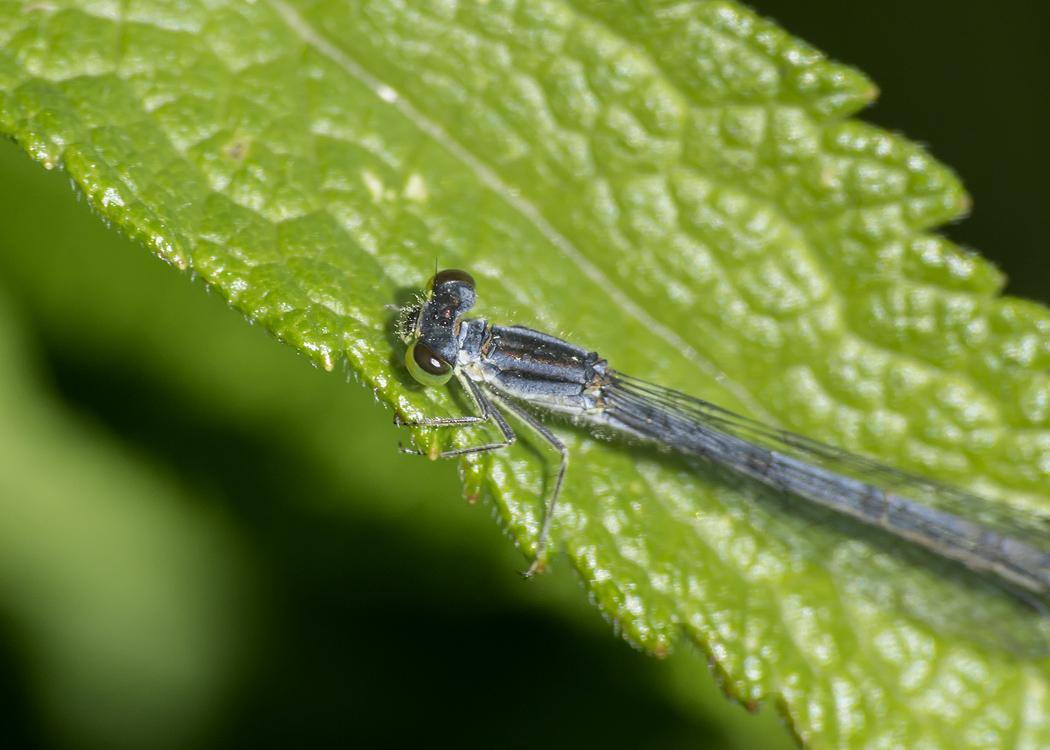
2;1;1049;748
0;136;796;749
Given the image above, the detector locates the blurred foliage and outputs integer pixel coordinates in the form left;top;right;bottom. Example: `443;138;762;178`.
0;1;1048;749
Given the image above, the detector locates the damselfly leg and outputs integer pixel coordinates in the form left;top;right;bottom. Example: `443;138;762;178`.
399;373;568;576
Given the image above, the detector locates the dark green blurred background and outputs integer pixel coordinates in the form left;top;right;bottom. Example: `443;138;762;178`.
0;2;1046;748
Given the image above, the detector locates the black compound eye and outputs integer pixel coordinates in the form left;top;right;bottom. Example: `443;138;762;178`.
432;269;476;291
406;340;454;385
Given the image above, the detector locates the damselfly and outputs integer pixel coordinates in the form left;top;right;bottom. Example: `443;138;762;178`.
395;270;1050;609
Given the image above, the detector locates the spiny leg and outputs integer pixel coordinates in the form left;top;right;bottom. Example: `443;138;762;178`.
488;394;568;578
397;375;517;459
397;375;568;577
395;369;495;429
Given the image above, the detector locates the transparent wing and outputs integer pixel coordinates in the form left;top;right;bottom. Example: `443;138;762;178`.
601;370;1050;657
605;370;1050;542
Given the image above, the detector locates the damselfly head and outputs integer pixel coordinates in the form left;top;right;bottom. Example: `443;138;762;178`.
429;269;477;315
